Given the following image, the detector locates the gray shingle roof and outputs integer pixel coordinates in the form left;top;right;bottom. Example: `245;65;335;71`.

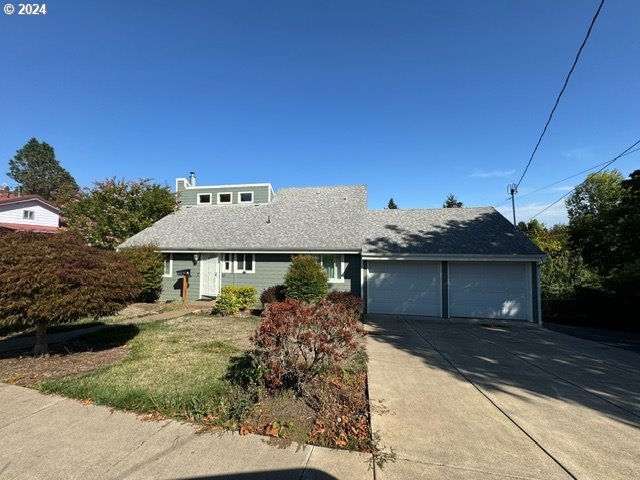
120;185;367;251
120;185;543;257
363;208;544;256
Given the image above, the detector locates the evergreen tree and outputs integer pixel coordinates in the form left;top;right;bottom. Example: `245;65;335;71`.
387;197;398;209
8;138;78;204
443;194;463;208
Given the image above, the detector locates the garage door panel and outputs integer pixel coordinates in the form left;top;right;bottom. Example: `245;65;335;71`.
449;262;530;321
368;261;441;316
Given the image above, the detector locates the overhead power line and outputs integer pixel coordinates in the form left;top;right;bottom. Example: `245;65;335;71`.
515;0;606;190
527;138;640;221
495;146;640;207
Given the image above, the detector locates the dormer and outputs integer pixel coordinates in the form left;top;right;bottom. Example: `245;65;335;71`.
175;173;275;207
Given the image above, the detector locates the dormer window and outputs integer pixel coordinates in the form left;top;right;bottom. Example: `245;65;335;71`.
239;192;254;204
217;192;232;204
23;210;35;220
197;194;212;204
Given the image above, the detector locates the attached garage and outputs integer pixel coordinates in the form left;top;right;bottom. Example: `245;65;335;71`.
448;262;532;321
367;261;441;316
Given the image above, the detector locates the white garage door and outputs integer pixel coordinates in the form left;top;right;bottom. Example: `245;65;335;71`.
449;262;531;321
368;261;441;316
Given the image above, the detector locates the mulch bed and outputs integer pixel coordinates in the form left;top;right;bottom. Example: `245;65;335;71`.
0;344;129;387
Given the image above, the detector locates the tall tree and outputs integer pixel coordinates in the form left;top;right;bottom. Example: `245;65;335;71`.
8;138;79;204
443;194;463;208
565;170;625;273
65;178;176;249
0;232;142;354
387;198;398;209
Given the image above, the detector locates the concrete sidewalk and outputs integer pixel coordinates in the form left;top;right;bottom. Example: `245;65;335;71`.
0;383;373;480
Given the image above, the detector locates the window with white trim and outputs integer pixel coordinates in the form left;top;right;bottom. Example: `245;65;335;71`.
217;192;232;204
163;253;172;277
319;254;344;282
221;253;233;273
197;193;212;204
23;210;35;220
235;253;255;273
239;191;254;203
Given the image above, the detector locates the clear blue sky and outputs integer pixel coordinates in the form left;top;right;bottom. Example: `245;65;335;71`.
1;0;638;225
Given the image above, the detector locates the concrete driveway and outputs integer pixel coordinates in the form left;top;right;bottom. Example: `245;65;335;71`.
366;316;640;480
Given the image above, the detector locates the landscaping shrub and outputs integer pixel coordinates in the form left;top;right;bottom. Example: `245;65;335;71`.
221;286;256;310
260;284;286;305
326;291;364;318
212;286;256;316
119;245;164;302
284;255;328;304
252;299;358;393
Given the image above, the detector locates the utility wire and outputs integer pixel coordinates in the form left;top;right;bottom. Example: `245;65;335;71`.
495;146;640;207
527;138;640;221
515;0;606;190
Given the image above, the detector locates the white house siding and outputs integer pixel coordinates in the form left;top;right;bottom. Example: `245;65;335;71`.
0;200;59;227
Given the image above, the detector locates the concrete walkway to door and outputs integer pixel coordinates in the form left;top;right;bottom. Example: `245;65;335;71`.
366;315;640;480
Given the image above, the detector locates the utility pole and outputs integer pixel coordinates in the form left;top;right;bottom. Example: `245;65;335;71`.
508;183;518;229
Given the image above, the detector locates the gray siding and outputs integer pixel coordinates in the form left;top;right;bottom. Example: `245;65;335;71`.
160;253;201;302
177;185;271;207
220;253;361;298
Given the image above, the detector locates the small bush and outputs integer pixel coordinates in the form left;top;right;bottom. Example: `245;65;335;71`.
252;299;358;393
284;255;328;304
326;291;363;318
220;286;257;310
119;246;164;302
260;285;286;305
212;286;256;316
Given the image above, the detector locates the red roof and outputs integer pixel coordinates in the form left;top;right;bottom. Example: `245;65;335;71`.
0;223;60;233
0;194;61;212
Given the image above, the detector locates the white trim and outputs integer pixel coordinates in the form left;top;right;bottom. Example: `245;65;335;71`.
162;253;173;277
196;193;213;205
217;192;233;204
235;253;255;274
238;191;254;204
176;181;274;190
362;254;546;262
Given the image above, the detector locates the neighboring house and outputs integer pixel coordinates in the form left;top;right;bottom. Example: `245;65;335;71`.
0;194;60;233
120;175;545;323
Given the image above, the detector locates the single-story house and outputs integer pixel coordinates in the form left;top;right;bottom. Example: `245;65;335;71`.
120;174;545;323
0;193;60;233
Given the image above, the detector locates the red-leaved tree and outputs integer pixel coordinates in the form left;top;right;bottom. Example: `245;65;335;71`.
0;232;143;354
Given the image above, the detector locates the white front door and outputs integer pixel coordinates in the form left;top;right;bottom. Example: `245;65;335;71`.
199;254;220;298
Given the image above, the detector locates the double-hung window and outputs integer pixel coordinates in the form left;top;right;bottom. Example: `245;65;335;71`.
163;253;172;277
319;254;343;283
235;253;255;273
23;210;35;220
221;253;233;273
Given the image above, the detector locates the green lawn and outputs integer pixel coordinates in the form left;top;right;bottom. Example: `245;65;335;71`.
39;314;260;420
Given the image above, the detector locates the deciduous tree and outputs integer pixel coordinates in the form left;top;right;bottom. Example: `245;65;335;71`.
66;178;176;249
0;232;143;354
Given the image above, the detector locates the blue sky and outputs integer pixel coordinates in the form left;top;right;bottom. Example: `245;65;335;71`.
1;0;638;225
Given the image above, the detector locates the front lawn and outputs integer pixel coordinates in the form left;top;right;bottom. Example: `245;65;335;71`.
33;312;374;453
38;314;259;419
